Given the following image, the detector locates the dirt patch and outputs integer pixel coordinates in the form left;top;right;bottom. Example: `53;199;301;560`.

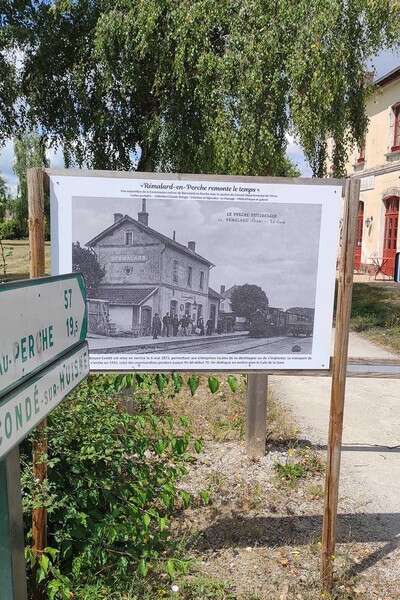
161;374;298;445
164;382;400;600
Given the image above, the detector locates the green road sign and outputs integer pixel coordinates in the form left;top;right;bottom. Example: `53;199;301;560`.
0;274;87;399
0;342;89;460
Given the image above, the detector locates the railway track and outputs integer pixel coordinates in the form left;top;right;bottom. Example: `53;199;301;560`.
108;334;304;355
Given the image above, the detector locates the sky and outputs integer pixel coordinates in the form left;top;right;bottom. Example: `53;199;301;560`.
1;49;399;191
72;195;322;310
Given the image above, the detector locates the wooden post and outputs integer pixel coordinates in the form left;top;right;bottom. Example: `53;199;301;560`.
246;374;268;458
28;168;47;597
28;168;46;279
0;449;28;600
321;178;360;590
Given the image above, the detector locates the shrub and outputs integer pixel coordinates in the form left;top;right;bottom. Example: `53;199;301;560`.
21;377;201;596
351;314;380;332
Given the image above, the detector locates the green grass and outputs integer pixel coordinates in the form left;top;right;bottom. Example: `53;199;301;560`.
0;239;51;278
350;282;400;352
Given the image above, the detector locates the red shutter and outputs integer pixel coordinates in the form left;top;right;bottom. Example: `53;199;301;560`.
392;105;400;151
354;201;364;270
383;197;399;276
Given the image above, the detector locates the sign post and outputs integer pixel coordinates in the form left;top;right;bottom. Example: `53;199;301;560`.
321;178;360;590
0;448;27;600
0;271;89;599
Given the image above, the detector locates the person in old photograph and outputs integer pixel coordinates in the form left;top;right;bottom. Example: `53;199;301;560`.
162;313;170;337
152;313;161;339
172;313;179;336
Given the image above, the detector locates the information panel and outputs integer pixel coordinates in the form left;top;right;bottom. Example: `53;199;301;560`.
50;172;342;371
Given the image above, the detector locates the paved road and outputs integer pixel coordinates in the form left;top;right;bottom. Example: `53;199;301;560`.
271;331;400;522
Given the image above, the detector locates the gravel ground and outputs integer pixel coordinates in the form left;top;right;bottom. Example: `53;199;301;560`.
172;436;400;599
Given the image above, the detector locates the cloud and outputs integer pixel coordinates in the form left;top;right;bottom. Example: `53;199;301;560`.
0;140;17;193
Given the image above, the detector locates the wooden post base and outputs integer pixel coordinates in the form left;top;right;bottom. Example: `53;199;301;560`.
246;374;268;458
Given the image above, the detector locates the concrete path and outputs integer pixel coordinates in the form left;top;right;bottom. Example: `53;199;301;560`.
271;332;400;519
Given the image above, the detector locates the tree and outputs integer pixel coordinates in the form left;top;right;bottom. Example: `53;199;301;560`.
0;9;17;144
7;1;399;177
0;175;9;220
231;284;268;320
12;132;49;237
72;243;105;293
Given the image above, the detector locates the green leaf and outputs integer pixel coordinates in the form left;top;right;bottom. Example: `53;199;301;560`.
200;489;211;505
172;373;183;392
179;415;190;428
36;567;46;584
166;558;175;579
227;375;238;392
138;558;148;577
187;375;200;396
180;489;191;508
39;553;50;574
143;513;151;529
194;438;204;453
159;516;168;532
208;376;219;393
44;547;58;560
155;373;168;392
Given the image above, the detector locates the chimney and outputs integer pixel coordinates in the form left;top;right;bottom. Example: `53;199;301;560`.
173;230;176;241
220;285;225;294
138;198;149;226
114;213;123;223
188;240;196;253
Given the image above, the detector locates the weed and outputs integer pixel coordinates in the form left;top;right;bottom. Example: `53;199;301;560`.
307;483;325;499
274;461;306;482
177;575;235;599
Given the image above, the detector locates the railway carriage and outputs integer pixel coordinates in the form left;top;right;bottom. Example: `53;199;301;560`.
248;307;313;338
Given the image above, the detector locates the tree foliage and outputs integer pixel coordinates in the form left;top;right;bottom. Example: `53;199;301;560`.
4;0;400;177
0;174;9;220
0;5;17;144
231;284;268;320
12;131;49;237
72;243;105;293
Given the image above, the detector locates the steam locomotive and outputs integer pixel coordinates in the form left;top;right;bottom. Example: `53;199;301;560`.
248;307;314;338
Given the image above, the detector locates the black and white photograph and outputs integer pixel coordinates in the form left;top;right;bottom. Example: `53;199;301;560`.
51;174;341;369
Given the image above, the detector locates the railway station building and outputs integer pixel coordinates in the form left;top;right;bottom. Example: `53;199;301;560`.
338;66;400;277
85;201;218;336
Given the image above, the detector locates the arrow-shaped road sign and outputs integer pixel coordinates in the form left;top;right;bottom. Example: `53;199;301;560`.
0;274;87;399
0;342;89;460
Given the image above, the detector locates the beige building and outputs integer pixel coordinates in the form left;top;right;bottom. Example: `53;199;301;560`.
340;67;400;277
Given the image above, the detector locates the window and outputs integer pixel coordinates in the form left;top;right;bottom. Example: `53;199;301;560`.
199;271;204;289
125;231;133;245
173;260;178;283
392;104;400;151
187;266;192;287
357;140;366;163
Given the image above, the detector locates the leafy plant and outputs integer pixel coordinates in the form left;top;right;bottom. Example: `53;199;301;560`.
21;377;204;593
25;546;72;600
274;461;306;483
